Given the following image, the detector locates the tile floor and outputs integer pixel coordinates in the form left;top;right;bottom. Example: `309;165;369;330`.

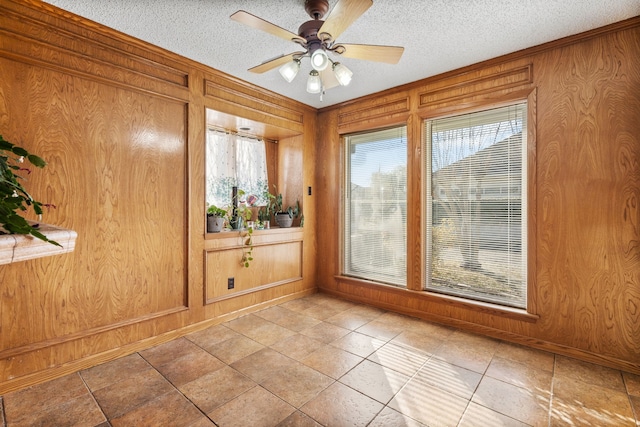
1;293;639;426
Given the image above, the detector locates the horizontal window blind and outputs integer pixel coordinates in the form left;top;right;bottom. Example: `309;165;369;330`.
426;103;527;308
344;127;407;287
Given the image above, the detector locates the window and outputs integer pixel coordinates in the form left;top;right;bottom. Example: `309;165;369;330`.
426;103;527;308
205;128;269;208
344;126;407;287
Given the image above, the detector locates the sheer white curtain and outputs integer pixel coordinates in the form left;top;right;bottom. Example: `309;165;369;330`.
206;129;269;209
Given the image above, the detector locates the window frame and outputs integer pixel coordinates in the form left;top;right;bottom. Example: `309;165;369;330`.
419;91;538;317
341;125;409;288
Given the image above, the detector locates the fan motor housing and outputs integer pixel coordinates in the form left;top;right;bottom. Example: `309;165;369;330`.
304;0;329;19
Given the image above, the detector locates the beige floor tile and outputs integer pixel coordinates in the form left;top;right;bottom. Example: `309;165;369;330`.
459;402;530;426
324;310;375;330
624;372;640;396
300;381;384;427
140;337;201;367
7;392;105;427
205;334;264;364
81;353;151;392
472;376;549;426
356;318;404;341
367;342;429;376
93;369;175;420
554;355;626;393
551;375;636;426
300;321;350;343
3;373;89;421
208;386;295;427
330;331;386;358
110;390;206;427
494;341;555;372
261;361;334;407
390;330;445;356
185;324;240;350
270;333;325;361
339;359;410;404
276;410;323;426
486;355;553;393
305;293;357;311
302;345;363;379
388;375;469;426
178;366;256;414
346;303;387;319
225;313;296;346
255;305;322;332
433;330;499;373
231;347;295;383
368;406;427;427
301;303;348;320
279;297;319;313
154;347;226;387
416;357;482;400
630;395;640;427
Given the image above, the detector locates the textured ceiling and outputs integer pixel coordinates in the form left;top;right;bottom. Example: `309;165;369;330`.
45;0;639;109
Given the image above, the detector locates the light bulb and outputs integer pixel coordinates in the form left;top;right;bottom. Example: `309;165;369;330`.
333;62;353;86
278;59;300;83
310;49;329;71
306;70;322;94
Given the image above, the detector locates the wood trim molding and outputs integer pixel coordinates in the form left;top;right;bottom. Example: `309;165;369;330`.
204;79;304;129
338;94;410;127
418;64;533;109
334;275;539;323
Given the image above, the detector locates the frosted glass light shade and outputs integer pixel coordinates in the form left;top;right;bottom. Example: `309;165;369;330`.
278;59;300;82
310;49;329;71
333;62;353;86
306;70;322;93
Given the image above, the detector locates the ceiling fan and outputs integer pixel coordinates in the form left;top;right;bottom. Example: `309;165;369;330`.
230;0;404;95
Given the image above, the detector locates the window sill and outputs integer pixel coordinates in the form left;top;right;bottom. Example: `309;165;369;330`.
335;275;539;323
0;224;77;265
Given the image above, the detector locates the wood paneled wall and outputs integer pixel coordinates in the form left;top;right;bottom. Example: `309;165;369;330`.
316;18;640;373
0;0;316;393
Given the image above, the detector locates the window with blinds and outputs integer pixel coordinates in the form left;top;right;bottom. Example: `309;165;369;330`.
425;103;527;308
344;126;407;287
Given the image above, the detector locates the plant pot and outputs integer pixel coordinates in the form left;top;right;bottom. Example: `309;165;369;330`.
207;216;225;233
275;212;293;228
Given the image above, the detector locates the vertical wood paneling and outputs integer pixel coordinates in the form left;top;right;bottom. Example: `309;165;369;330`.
0;59;187;351
0;0;317;393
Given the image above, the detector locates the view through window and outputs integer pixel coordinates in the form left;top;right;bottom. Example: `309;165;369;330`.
344;126;407;287
426;103;527;308
205;128;269;209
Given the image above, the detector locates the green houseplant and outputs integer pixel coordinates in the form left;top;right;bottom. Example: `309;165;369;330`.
272;188;300;228
206;204;227;233
0;135;59;246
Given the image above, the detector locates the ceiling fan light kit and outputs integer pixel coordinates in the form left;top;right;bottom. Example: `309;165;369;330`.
332;62;353;86
278;58;301;82
306;70;322;94
230;0;404;99
310;49;330;71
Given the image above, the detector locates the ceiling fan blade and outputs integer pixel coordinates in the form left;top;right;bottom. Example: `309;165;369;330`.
318;0;373;42
320;68;340;90
248;51;306;74
335;43;404;64
230;11;305;44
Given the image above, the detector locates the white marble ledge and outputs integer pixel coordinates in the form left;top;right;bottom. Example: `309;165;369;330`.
0;224;77;265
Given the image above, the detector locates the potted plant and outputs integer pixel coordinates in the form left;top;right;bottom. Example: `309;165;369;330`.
272;190;300;228
0;135;59;246
206;204;226;233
